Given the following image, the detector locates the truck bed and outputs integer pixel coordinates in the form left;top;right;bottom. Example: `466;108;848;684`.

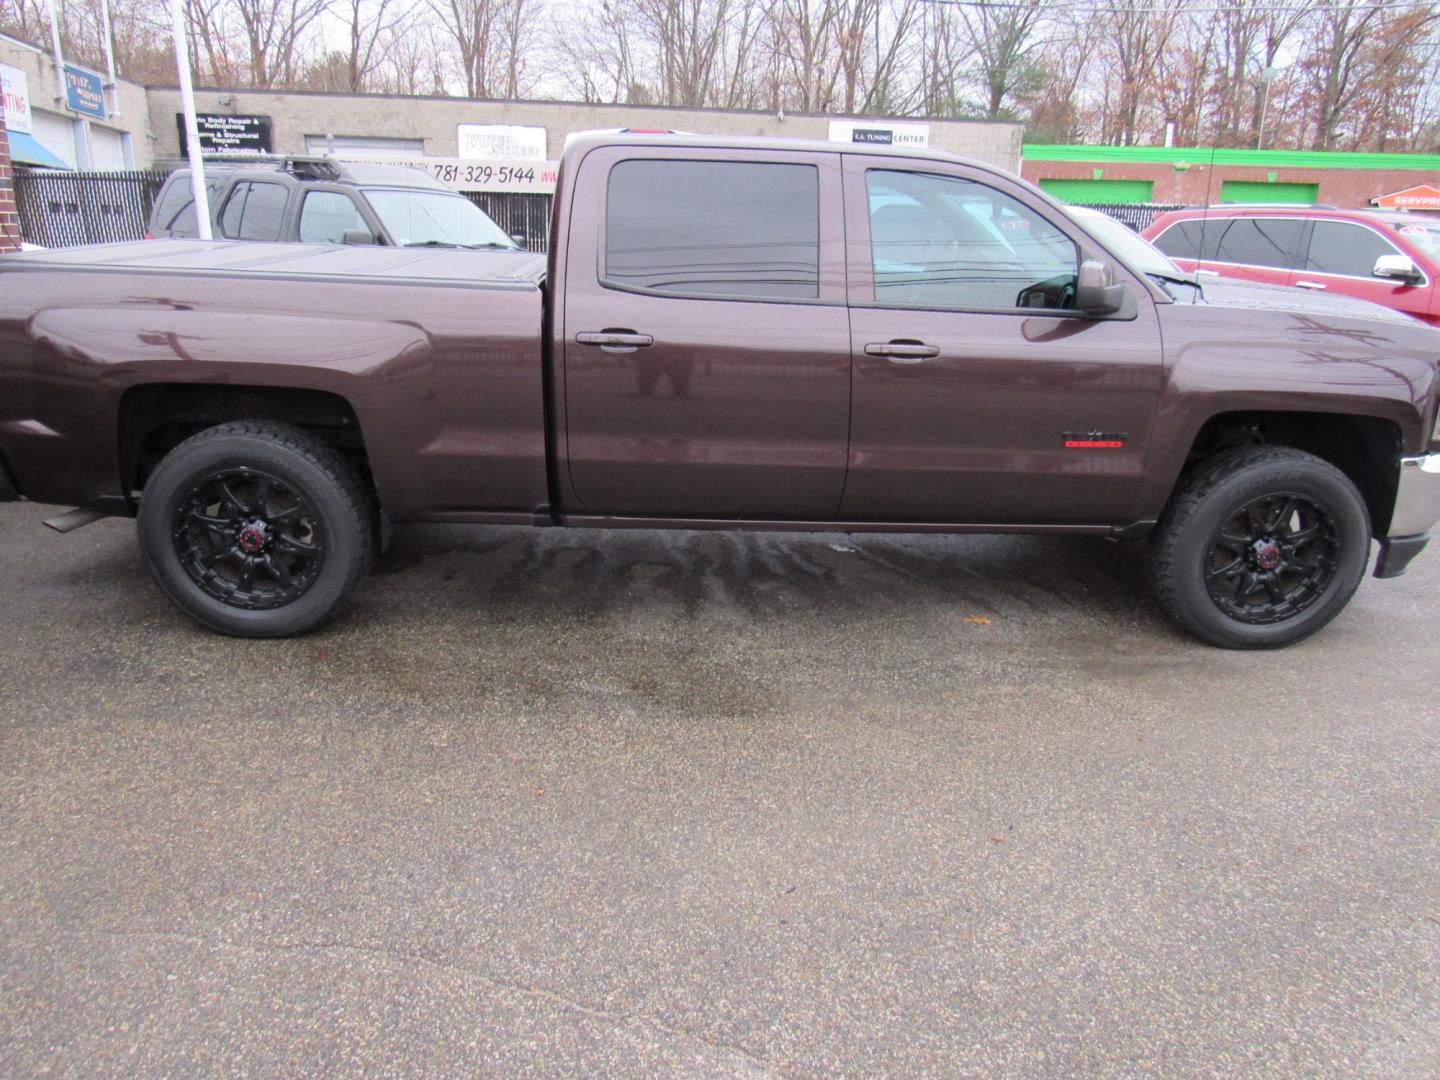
0;241;551;520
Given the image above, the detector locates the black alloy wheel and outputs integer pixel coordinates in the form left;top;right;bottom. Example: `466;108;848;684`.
1204;493;1339;625
173;468;326;610
1148;445;1370;649
139;421;375;637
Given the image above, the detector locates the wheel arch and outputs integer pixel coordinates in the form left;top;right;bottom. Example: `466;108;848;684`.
1165;410;1402;537
118;383;374;509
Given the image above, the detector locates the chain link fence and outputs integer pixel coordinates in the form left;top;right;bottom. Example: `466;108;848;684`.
14;168;168;249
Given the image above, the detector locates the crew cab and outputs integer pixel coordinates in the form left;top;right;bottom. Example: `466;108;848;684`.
1143;205;1440;326
3;134;1439;648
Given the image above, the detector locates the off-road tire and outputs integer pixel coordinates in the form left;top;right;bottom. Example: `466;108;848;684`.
138;421;375;637
1147;446;1370;649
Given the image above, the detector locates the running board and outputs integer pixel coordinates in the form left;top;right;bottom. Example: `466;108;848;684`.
43;508;107;534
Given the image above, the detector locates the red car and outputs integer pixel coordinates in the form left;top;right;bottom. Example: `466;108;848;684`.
1143;206;1440;326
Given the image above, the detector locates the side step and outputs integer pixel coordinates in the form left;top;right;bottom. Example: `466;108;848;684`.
43;508;107;534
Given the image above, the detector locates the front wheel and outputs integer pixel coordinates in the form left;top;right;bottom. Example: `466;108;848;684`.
138;421;375;637
1147;446;1371;649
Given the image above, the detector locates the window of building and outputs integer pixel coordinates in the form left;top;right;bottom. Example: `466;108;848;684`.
604;159;820;300
866;170;1078;310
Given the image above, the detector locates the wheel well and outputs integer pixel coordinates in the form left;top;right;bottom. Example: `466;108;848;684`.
119;385;373;502
1181;411;1401;535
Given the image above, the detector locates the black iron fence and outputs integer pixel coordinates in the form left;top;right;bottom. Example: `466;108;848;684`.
466;191;553;252
1073;202;1186;232
14;167;168;248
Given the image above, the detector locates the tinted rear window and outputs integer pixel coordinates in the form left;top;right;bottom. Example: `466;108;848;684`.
153;176;224;237
1153;220;1204;260
604;160;820;299
238;182;287;240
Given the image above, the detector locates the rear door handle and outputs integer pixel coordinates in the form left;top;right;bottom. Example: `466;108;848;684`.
865;341;941;363
1294;280;1326;290
576;330;654;352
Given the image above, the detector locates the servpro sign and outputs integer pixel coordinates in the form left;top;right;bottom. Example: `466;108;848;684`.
1371;184;1440;211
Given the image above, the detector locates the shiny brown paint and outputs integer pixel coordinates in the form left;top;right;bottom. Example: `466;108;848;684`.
0;134;1437;542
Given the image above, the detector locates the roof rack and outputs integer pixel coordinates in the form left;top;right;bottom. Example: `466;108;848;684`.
1205;202;1337;209
195;153;340;180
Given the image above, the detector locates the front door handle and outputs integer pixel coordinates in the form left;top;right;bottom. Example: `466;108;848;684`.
576;330;654;352
1294;280;1327;290
865;341;941;363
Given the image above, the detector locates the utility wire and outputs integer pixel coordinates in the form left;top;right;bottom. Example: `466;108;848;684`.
919;0;1435;13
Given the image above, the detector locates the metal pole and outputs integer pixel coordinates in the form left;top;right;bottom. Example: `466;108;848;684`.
169;0;212;239
46;0;66;106
1258;82;1271;150
100;0;120;117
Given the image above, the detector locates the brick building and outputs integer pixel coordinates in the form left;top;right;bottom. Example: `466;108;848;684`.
0;109;20;253
1022;145;1440;209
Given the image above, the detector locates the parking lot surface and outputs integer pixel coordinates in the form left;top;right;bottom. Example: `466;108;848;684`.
1;499;1436;1077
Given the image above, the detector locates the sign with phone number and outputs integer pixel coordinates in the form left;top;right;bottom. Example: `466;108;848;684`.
338;155;559;193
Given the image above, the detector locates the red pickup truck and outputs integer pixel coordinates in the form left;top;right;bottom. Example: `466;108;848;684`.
2;134;1439;648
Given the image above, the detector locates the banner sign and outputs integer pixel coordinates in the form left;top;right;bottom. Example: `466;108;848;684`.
827;119;930;149
457;124;548;160
179;113;274;155
1;62;33;134
63;65;107;120
339;154;559;193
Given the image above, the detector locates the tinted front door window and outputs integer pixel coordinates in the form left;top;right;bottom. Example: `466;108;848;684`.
865;170;1078;310
604;160;820;299
299;191;368;243
1304;221;1401;277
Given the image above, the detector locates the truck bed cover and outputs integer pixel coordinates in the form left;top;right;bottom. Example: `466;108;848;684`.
0;239;547;290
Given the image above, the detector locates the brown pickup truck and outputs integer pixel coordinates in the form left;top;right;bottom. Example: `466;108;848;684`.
2;134;1439;647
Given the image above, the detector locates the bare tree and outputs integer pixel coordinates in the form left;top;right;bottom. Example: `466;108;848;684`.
958;0;1048;120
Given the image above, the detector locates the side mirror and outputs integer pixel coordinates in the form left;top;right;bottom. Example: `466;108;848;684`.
1373;253;1422;284
341;229;376;246
1075;258;1126;316
509;233;528;248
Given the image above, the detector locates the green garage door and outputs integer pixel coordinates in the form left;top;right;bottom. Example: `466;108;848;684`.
1219;181;1318;204
1038;178;1155;204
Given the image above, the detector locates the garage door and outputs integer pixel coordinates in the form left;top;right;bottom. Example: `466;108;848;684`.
1218;181;1318;204
1038;178;1155;204
29;110;77;168
88;125;128;170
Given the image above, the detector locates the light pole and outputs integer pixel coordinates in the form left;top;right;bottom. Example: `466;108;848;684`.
1257;66;1281;150
170;0;212;238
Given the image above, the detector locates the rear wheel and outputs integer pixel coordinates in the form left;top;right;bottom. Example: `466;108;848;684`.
1147;446;1370;649
138;421;374;637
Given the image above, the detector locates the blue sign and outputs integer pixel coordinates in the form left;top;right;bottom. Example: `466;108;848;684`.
63;65;106;120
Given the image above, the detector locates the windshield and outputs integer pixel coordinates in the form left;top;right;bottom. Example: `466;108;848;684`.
1070;208;1187;280
363;189;518;248
1395;221;1440;258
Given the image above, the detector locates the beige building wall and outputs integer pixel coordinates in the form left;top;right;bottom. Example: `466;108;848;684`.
0;34;152;168
145;88;1024;172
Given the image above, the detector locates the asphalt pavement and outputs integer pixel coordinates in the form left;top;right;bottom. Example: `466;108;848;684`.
1;499;1436;1077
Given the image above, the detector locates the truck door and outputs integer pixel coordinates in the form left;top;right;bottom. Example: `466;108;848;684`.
559;146;851;518
839;156;1165;525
